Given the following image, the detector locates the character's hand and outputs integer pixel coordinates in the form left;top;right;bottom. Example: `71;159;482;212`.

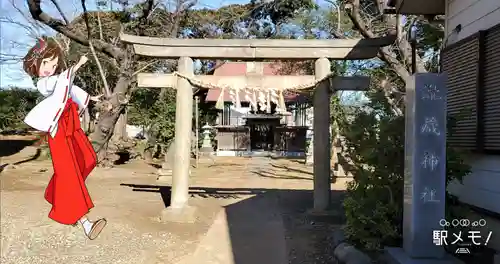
90;94;103;102
73;55;89;73
78;55;89;66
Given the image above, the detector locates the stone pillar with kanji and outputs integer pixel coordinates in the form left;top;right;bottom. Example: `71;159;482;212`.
385;73;462;264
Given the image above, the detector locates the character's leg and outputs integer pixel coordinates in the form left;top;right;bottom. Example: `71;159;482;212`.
70;128;97;208
46;126;94;225
70;127;105;239
66;107;105;238
72;128;97;179
44;174;55;204
78;215;107;240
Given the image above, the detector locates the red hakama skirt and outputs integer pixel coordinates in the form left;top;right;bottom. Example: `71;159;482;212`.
45;99;97;225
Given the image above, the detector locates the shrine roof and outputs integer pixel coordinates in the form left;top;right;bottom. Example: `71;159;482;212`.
204;62;309;103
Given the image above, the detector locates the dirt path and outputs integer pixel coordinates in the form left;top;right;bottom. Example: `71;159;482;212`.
1;144;348;264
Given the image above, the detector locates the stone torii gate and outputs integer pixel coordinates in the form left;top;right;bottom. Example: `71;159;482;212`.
120;32;396;219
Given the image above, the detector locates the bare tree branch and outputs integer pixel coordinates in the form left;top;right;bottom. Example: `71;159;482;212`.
80;0;112;97
132;59;159;76
49;0;70;25
345;0;415;79
140;0;155;21
167;0;197;37
0;53;24;64
378;76;404;116
324;0;345;39
26;0;124;59
8;0;46;34
0;17;39;38
96;12;104;40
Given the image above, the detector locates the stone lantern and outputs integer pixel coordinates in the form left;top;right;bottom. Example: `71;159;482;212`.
200;123;213;153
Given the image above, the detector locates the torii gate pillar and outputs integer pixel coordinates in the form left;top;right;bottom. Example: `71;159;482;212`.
313;58;332;211
170;56;194;209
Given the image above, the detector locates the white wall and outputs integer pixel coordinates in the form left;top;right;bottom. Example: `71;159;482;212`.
126;124;148;139
448;155;500;213
444;0;500;214
446;0;500;44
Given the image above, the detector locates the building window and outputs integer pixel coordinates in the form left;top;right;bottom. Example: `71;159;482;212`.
294;103;307;126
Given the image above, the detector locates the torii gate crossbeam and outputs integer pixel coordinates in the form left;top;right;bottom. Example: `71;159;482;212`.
120;32;397;60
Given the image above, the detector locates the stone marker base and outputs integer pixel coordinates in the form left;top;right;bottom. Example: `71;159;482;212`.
495;254;500;264
160;206;198;224
334;243;372;264
385;248;464;264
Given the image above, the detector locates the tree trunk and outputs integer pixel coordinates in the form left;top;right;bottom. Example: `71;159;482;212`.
91;50;134;163
113;109;128;141
82;108;91;133
143;127;157;162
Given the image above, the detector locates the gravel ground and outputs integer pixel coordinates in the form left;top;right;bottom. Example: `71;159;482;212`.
279;189;346;264
1;144;349;264
0;160;207;264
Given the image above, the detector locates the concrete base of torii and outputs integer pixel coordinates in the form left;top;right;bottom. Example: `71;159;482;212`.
159;206;198;224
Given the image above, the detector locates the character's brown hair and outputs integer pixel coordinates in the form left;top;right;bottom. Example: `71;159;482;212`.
23;36;65;78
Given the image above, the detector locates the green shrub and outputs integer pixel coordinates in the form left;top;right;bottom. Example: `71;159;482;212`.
0;87;40;132
128;88;177;157
338;89;471;252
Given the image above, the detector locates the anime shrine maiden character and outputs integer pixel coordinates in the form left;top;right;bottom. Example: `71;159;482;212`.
22;37;107;240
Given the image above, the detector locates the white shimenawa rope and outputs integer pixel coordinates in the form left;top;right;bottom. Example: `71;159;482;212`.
172;71;335;93
171;71;336;113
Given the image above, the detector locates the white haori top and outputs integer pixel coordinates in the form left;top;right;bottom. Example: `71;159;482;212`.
24;67;90;138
